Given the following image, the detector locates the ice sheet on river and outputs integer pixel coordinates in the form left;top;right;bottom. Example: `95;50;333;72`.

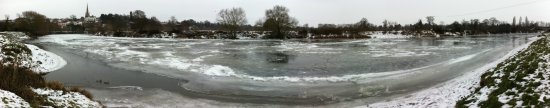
36;34;537;107
364;36;539;108
36;34;496;82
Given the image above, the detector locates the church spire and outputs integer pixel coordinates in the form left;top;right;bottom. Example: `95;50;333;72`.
85;3;90;17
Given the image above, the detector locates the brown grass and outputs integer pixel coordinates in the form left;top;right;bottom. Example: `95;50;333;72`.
46;81;65;91
0;63;46;107
69;86;93;99
0;62;96;107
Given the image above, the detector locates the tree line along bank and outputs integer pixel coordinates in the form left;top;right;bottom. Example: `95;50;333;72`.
1;5;549;39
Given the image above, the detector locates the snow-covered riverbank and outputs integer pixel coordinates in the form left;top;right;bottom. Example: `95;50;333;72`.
0;89;30;107
1;88;102;108
33;33;534;107
457;34;550;107
32;88;101;107
363;36;540;107
1;32;98;107
26;44;67;73
1;32;67;73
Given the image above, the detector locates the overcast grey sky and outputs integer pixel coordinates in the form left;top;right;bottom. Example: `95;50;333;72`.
1;0;549;26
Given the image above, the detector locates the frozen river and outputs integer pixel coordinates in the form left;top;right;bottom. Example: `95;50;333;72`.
33;34;534;107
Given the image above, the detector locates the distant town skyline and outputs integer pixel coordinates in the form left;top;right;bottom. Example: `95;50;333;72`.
1;0;549;26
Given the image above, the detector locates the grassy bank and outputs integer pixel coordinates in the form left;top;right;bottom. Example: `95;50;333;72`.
1;32;100;107
456;34;550;107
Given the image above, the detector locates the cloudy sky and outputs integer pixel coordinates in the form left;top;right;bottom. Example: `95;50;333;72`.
1;0;549;26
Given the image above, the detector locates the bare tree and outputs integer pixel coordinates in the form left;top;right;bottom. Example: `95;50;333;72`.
169;16;178;24
356;18;370;31
14;11;50;37
166;16;180;33
426;16;435;25
525;16;531;26
146;16;162;34
489;17;498;26
4;15;9;31
130;10;148;33
260;5;298;39
382;19;389;30
518;17;523;27
131;10;146;19
254;18;265;28
217;7;247;39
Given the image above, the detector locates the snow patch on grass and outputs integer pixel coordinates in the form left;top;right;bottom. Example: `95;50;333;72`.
362;36;539;108
26;44;67;73
32;88;101;108
369;31;414;39
457;36;550;107
0;89;30;108
1;32;66;73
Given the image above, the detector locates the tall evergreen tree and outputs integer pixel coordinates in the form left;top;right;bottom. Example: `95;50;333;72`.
525;16;529;26
414;19;424;32
512;16;516;27
518;17;523;27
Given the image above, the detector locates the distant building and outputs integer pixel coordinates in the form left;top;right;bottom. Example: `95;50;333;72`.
85;4;90;17
318;24;337;28
83;3;97;23
318;24;355;28
56;19;82;29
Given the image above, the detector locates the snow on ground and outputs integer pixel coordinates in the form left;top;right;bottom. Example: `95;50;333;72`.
368;31;413;39
26;44;67;73
0;32;66;73
88;88;285;108
32;88;101;108
1;32;90;107
0;32;29;41
108;86;143;91
362;36;539;107
0;89;30;108
367;50;435;58
458;36;550;107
